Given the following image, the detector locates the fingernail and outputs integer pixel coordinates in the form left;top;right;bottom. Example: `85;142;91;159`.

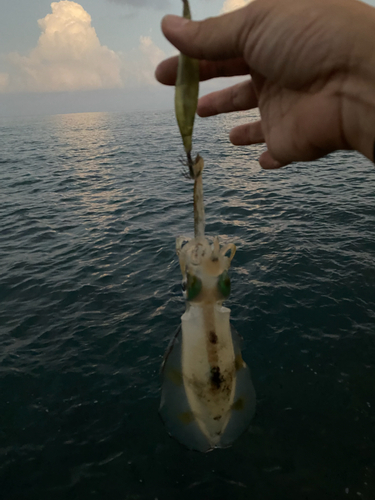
162;15;189;33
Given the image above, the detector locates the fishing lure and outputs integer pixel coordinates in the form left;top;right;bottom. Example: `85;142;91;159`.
159;0;256;452
174;0;199;175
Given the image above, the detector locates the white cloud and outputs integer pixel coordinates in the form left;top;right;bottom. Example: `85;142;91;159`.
0;1;171;94
140;36;166;68
108;0;170;8
0;73;9;92
120;35;167;87
1;1;122;93
221;0;252;14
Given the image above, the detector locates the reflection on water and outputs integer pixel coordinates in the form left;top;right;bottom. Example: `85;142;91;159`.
49;112;113;155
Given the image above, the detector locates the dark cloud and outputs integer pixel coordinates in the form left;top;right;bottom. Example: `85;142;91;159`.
108;0;171;9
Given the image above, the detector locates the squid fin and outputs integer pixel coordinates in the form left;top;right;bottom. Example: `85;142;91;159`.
159;325;256;451
218;325;256;448
159;326;213;452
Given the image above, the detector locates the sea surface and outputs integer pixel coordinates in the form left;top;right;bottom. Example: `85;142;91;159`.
0;109;374;500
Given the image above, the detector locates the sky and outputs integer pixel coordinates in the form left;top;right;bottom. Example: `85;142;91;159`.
0;0;374;117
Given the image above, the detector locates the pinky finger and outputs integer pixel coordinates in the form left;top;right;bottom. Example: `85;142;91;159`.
259;150;283;169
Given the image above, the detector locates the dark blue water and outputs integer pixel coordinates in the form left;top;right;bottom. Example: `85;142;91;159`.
0;110;374;500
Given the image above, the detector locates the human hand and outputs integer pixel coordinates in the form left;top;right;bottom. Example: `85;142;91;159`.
155;0;375;168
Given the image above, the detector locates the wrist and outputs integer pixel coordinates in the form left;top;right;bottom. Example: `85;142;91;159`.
342;2;375;161
342;76;375;162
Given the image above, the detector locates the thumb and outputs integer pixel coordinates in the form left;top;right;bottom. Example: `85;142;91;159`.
161;6;254;61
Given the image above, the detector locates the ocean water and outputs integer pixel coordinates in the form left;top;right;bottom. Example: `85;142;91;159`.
0;109;374;500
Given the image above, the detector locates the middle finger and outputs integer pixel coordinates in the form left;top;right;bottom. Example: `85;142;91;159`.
197;79;258;117
155;56;249;85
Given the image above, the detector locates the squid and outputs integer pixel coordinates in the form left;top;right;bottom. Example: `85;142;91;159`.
159;0;256;452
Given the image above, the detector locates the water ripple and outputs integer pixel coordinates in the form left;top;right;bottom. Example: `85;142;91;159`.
0;110;375;499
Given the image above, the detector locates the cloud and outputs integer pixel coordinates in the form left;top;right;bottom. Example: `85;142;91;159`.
140;36;166;70
0;73;9;92
0;0;169;94
221;0;252;14
2;1;122;92
123;35;167;86
108;0;170;8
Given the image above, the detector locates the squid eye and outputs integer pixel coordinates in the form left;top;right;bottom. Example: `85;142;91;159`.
181;280;187;292
218;270;231;298
186;273;202;301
